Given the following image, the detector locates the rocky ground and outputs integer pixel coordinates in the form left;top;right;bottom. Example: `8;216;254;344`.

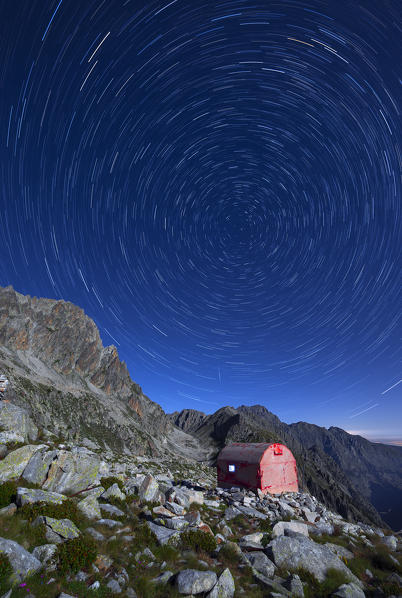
0;401;401;598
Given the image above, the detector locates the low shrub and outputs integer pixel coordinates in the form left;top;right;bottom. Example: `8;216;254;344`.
0;481;17;508
55;534;98;574
319;568;350;595
0;553;13;593
218;542;240;564
134;576;179;598
259;519;272;534
181;529;217;553
18;499;85;527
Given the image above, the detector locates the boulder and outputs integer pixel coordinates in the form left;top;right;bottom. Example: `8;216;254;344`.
380;535;397;551
267;535;360;584
245;551;275;578
251;570;290;596
284;574;304;597
139;474;159;503
94;518;124;529
206;567;235;597
0;402;38;443
181;489;204;505
153;505;175;518
152;571;174;584
236;505;268;519
100;483;126;501
0;444;47;482
0;432;25;444
79;486;105;500
0;537;42;583
106;579;122;593
41;447;101;495
77;495;102;519
0;503;17;516
224;506;241;521
99;503;125;517
16;487;67;507
147;521;181;545
168;488;190;508
332;582;366;598
166;501;186;516
32;516;80;543
301;508;318;523
272;521;309;538
31;543;58;571
185;510;201;525
324;543;354;561
85;527;105;541
22;448;59;485
163;517;189;531
310;521;335;536
176;569;217;594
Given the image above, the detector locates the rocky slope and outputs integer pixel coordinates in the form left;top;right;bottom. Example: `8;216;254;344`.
1;285;400;533
171;405;402;531
0;401;401;598
0;285;204;461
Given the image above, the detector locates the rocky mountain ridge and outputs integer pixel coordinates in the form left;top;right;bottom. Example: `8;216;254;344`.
0;285;207;462
170;406;402;531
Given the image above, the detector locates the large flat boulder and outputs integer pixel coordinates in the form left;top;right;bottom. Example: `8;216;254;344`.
267;535;360;584
16;487;67;507
147;521;181;546
77;495;102;519
0;403;38;443
245;551;275;578
0;537;42;584
176;569;217;594
272;521;309;538
21;448;59;485
39;447;100;495
0;444;48;482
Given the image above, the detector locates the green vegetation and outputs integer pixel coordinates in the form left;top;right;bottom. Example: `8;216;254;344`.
0;481;17;509
99;476;124;493
181;529;217;553
18;499;88;529
56;534;98;575
297;567;349;597
0;553;13;594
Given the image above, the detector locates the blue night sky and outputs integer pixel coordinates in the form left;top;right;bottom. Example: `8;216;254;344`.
0;1;400;442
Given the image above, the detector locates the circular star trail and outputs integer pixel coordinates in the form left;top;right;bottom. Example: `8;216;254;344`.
0;0;400;427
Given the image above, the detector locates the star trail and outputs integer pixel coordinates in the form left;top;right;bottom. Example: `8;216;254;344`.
0;1;400;437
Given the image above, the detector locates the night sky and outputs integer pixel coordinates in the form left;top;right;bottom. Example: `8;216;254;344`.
0;1;401;441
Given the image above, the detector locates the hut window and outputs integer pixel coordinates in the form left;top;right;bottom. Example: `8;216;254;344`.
228;464;235;472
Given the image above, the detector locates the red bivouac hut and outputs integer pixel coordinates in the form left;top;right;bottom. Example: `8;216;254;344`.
217;442;298;494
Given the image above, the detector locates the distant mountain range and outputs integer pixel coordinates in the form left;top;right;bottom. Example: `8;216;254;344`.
0;285;401;530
